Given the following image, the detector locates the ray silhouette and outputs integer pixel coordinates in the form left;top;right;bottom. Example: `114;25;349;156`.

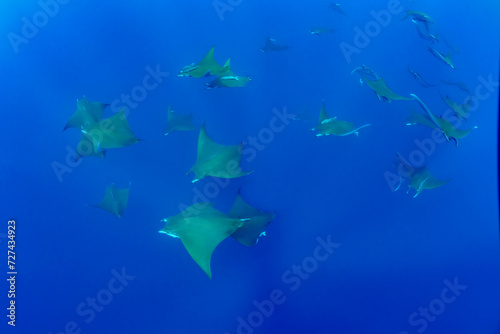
395;153;450;198
82;110;140;152
361;76;412;103
159;203;245;279
259;36;289;52
188;124;252;182
64;96;108;131
178;46;227;78
90;183;130;217
408;95;476;146
163;106;197;135
205;59;251;89
229;191;275;246
311;102;371;136
440;93;472;121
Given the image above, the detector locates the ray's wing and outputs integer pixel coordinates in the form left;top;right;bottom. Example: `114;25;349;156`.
423;175;451;189
196;123;227;162
318;101;332;124
229;193;274;246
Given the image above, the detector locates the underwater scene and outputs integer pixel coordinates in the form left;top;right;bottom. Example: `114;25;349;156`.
1;0;500;333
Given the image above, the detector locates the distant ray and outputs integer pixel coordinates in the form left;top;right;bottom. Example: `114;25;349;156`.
205;59;251;89
82;110;140;152
159;203;245;279
311;101;371;136
309;27;336;36
395;153;450;198
189;123;252;182
229;191;274;247
427;46;455;70
291;107;314;122
440;79;472;94
408;94;477;146
90;183;130;217
64;96;108;131
163;105;197;135
361;76;412;103
260;36;289;52
329;3;346;15
351;64;379;81
439;93;472;121
412;19;439;43
178;46;227;78
407;66;437;88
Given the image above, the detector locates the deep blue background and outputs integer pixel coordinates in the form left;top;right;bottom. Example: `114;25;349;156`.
1;0;499;333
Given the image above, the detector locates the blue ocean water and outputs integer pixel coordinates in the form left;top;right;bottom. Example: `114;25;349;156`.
1;0;499;333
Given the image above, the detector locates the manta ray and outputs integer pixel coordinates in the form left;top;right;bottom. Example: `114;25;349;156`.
259;37;289;52
351;64;379;81
229;191;275;246
82;110;140;152
178;46;228;78
311;102;371;136
361;75;412;103
90;183;130;217
440;79;472;94
407;95;477;146
163;106;197;135
159;203;247;279
329;3;346;15
412;19;439;43
401;10;435;31
309;27;336;36
291;107;314;122
407;66;437;88
205;59;251;89
395;152;450;198
439;93;472;121
64;96;108;131
427;46;455;70
188;123;252;182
